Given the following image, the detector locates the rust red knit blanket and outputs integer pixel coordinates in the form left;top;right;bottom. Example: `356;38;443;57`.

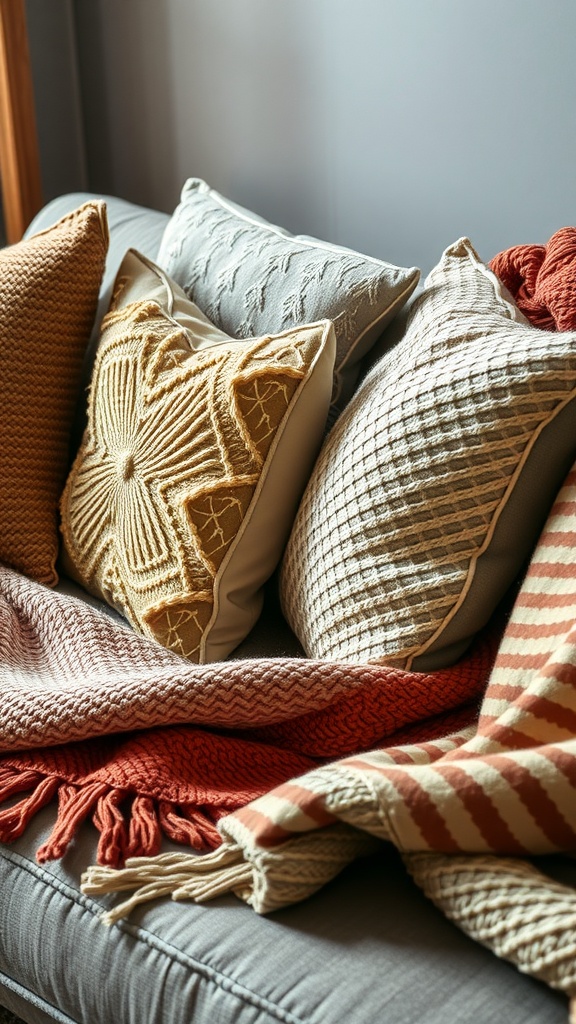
0;566;497;866
490;226;576;330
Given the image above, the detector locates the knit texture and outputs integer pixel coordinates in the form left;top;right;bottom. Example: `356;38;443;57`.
490;226;576;330
60;249;335;662
157;177;420;411
0;562;496;860
0;201;108;585
280;236;576;670
83;460;576;1006
406;854;576;1010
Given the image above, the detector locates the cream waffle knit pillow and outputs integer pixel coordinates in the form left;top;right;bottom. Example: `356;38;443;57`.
280;237;576;671
60;250;335;663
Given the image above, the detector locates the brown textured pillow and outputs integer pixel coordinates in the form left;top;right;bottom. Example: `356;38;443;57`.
0;201;108;585
60;249;335;663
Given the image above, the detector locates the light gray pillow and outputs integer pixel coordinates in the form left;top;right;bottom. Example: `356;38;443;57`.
157;178;420;412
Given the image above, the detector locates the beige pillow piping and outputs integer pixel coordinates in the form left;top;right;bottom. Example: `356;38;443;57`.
200;318;336;662
406;384;576;670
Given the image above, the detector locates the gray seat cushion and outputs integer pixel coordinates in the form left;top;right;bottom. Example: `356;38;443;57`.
0;809;569;1024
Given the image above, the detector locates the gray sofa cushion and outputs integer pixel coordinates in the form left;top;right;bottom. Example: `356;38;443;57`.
25;193;170;448
0;809;568;1024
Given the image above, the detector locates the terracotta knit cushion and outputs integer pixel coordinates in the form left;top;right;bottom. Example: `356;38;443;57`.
60;250;335;663
0;201;108;585
490;227;576;331
280;237;576;670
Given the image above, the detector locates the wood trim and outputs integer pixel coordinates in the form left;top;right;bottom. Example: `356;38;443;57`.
0;0;42;243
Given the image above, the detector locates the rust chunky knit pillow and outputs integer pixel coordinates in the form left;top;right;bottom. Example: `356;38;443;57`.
60;250;335;663
0;201;108;585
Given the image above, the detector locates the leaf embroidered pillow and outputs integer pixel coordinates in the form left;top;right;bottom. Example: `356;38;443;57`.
157;178;419;413
60;250;335;663
280;237;576;670
0;200;108;585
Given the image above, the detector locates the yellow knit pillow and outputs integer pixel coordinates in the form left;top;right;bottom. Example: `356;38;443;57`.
60;250;335;662
0;201;108;585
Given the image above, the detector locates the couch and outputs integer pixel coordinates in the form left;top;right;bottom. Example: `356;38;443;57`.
0;185;575;1024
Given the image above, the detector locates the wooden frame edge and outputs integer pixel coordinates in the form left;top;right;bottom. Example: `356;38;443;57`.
0;0;42;243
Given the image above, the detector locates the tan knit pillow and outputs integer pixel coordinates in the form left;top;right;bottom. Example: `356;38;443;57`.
60;249;335;663
280;237;576;670
0;201;108;585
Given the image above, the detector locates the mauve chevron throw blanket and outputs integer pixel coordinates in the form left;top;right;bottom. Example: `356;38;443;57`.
0;563;494;861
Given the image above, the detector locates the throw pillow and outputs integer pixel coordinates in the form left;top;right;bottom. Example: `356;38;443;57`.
489;227;576;331
156;178;419;413
280;237;576;671
60;249;335;663
0;200;108;586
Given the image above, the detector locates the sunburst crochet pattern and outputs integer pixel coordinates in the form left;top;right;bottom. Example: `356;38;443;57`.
60;250;335;663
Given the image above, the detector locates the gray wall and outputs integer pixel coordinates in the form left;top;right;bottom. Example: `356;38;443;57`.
26;0;87;201
32;0;576;274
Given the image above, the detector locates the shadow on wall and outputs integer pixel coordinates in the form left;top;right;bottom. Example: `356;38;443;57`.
25;0;87;203
73;0;333;237
67;0;576;275
73;0;178;212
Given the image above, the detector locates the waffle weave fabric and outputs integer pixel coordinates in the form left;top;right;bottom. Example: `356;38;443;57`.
280;236;576;671
0;201;108;585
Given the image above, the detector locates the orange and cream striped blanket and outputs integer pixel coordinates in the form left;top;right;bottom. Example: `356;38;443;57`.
83;466;576;1015
2;465;576;1012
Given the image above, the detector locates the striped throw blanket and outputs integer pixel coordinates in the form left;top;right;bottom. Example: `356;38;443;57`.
2;469;576;1013
83;466;576;1016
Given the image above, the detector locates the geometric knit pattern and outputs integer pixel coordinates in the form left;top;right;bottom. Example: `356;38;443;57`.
0;201;108;586
405;853;576;1008
60;255;334;662
157;178;420;410
0;556;496;860
280;236;576;671
490;226;576;331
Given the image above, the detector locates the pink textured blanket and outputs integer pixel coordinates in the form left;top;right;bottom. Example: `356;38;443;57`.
0;565;494;863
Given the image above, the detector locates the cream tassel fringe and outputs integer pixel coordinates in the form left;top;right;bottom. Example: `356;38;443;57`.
81;844;251;925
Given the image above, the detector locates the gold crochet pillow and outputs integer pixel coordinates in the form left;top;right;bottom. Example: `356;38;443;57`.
0;201;108;585
60;249;335;663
